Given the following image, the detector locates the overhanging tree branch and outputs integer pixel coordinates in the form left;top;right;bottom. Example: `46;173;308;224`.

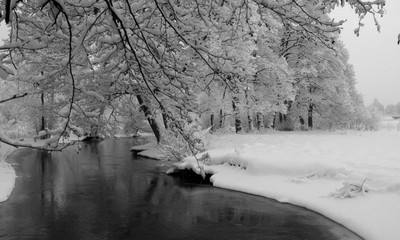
0;93;28;104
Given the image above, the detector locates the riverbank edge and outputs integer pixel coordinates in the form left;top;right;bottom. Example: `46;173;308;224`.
0;144;17;203
131;139;372;240
0;136;78;203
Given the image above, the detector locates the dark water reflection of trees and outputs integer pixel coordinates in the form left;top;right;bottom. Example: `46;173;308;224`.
0;139;363;240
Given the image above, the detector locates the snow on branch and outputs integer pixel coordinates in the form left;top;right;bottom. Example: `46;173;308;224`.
0;41;22;50
76;84;105;102
0;136;72;152
68;124;85;137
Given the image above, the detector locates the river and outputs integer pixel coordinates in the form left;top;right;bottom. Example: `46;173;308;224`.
0;138;362;240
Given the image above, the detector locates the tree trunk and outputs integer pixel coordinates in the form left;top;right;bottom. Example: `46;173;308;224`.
308;104;313;129
248;114;254;132
210;114;214;132
276;101;293;128
219;109;223;128
245;88;254;132
90;124;99;136
284;100;292;123
41;116;45;131
162;113;168;129
299;116;305;125
48;91;55;130
257;113;264;130
137;95;162;143
271;112;276;129
40;93;47;139
41;93;45;131
232;96;242;133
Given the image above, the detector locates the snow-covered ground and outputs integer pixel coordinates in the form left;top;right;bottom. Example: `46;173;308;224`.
164;130;400;240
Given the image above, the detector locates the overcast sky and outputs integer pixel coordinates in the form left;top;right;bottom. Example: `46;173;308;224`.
330;0;400;106
0;2;399;106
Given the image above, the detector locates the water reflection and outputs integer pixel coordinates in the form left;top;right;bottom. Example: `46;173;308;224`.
0;139;363;240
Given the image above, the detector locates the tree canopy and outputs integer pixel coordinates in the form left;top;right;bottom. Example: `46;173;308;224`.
0;0;388;152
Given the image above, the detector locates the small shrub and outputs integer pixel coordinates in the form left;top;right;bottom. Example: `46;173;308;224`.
299;125;309;131
212;125;236;135
276;120;294;131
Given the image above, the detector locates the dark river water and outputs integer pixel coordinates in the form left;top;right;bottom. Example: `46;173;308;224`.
0;138;363;240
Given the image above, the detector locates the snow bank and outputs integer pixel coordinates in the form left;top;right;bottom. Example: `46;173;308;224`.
0;143;16;202
0;137;67;202
167;131;400;240
0;161;16;202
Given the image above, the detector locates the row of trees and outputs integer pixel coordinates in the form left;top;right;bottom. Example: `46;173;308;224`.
384;103;400;116
0;0;388;153
369;98;400;116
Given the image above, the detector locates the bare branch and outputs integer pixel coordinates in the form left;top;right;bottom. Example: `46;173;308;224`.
0;93;28;104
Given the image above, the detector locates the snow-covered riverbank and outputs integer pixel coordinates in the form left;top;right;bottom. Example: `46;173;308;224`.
3;131;400;240
0;141;16;202
0;137;77;202
162;130;400;240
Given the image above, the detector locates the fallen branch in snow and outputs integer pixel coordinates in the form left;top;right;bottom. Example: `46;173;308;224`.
330;179;371;198
331;179;400;199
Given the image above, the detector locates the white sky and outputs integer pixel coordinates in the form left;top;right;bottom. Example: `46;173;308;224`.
0;1;399;106
330;0;400;106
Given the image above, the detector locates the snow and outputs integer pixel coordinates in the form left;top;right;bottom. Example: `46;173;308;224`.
166;130;400;240
0;143;16;202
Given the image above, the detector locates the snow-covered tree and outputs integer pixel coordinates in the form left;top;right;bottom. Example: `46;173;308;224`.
385;104;396;115
0;0;388;150
395;102;400;115
369;98;385;113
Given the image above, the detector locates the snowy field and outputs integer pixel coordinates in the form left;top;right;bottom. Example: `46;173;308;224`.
2;131;400;240
166;130;400;240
